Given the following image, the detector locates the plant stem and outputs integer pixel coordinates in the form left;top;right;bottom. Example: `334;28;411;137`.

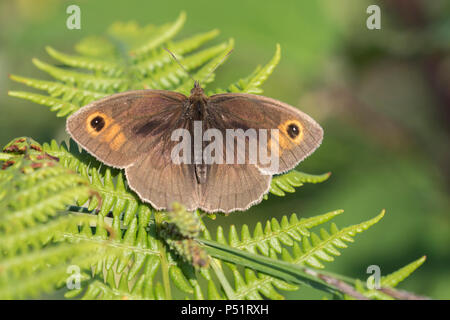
200;238;339;295
154;211;172;300
210;259;236;300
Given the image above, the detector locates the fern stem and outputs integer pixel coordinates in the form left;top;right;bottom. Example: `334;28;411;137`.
200;238;339;295
154;211;172;300
210;259;236;300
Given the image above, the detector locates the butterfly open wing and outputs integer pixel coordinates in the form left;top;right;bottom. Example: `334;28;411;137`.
66;90;201;211
207;93;323;175
66;90;188;168
197;163;271;212
192;93;323;212
67;89;323;213
124;145;200;211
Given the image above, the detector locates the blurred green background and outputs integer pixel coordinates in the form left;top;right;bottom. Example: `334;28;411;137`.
1;0;449;299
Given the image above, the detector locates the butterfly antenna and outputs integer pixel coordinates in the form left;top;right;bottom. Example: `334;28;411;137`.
201;49;234;85
163;47;196;83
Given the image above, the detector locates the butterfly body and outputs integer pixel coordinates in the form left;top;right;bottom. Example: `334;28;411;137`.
67;83;323;213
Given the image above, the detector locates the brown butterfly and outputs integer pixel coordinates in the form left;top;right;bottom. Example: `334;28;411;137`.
67;76;323;214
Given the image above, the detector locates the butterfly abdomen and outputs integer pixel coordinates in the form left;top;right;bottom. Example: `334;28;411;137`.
194;164;207;184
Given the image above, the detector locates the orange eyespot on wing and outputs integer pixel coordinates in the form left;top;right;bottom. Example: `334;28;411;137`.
85;112;127;151
277;119;304;149
86;112;111;136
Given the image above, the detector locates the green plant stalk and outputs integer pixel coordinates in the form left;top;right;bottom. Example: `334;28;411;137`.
154;211;172;300
199;238;339;295
210;259;236;299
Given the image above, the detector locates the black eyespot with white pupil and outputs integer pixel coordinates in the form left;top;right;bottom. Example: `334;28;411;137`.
287;123;300;139
90;116;105;132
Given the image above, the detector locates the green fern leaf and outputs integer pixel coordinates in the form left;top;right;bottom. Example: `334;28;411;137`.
382;255;427;288
269;171;331;197
284;210;385;269
218;209;343;256
130;12;187;58
354;256;427;300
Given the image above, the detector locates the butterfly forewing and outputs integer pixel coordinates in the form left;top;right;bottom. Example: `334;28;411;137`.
207;93;323;174
67;90;187;168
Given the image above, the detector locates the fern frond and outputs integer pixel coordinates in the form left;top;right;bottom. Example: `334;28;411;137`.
204;210;384;299
283;210;385;269
0;212;93;255
241;43;281;94
0;244;95;299
42;139;149;228
76;252;164;300
45;46;123;75
7;91;79;117
135;29;220;76
269;171;331;197
180;39;235;95
382;255;426;288
217;210;343;256
226;43;281;94
0;143;93;232
0;139;111;299
8;74;107;106
60;215;164;299
32;58;128;92
140;41;230;90
130;12;186;58
228;263;296;300
353;255;428;300
9;16;237;117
